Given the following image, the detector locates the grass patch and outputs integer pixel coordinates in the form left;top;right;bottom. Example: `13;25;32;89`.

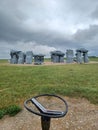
89;57;98;61
0;59;8;63
0;109;5;119
0;62;98;118
0;105;22;119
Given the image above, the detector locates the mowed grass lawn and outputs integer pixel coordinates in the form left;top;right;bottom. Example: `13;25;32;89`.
0;62;98;111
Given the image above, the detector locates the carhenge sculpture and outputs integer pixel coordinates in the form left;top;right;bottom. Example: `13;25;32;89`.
66;49;74;63
33;54;45;65
10;50;33;64
76;48;89;63
50;50;65;63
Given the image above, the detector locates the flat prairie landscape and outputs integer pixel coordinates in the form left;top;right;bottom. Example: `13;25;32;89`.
0;59;98;130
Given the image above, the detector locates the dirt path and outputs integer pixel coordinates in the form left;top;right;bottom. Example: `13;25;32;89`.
0;97;98;130
1;61;98;67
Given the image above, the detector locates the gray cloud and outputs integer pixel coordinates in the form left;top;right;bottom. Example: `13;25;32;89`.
0;0;98;58
73;25;98;42
72;24;98;56
91;5;98;19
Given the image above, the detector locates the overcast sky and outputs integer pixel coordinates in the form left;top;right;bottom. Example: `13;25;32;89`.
0;0;98;59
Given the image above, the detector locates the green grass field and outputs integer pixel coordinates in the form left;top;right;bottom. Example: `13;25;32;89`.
0;59;98;118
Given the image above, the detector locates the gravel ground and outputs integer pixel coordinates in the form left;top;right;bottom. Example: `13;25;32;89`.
0;97;98;130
